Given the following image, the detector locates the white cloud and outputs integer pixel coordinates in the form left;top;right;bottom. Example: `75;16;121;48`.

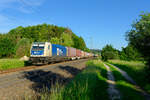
0;0;17;4
0;15;8;23
20;0;44;6
0;0;46;32
0;0;45;13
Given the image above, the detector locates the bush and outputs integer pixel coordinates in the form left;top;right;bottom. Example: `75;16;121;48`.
0;35;16;58
126;13;150;67
120;45;143;61
15;38;31;58
101;44;119;61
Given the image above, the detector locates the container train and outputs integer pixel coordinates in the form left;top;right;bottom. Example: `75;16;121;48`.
29;42;94;64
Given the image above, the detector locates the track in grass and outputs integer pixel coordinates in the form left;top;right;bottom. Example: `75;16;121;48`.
103;63;121;100
106;62;150;100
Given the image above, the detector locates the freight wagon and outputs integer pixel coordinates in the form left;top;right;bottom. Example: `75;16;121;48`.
76;49;82;59
29;42;94;64
67;47;76;60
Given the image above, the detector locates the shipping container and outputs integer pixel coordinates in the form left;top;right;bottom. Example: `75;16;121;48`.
85;52;89;57
89;53;92;57
81;51;84;57
76;49;82;57
85;52;88;57
67;47;76;57
52;44;67;56
84;52;86;57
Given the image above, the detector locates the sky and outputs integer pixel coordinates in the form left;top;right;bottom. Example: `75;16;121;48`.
0;0;150;50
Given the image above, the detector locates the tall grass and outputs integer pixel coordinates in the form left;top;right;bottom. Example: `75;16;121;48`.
60;60;109;100
0;59;25;70
108;60;150;93
24;60;109;100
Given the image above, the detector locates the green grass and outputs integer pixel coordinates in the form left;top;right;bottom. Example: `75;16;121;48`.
0;59;25;70
106;62;145;100
54;60;109;100
61;60;109;100
108;60;150;93
25;60;110;100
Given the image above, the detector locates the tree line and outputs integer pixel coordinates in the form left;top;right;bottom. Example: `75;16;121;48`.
101;44;143;61
0;23;89;58
101;12;150;71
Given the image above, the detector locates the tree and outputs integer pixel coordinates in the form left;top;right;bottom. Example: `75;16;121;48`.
90;49;101;55
72;33;87;50
50;37;60;44
0;23;89;58
84;48;91;52
101;44;119;61
126;13;150;66
61;33;74;47
78;37;87;50
0;36;15;58
61;32;74;47
120;45;143;61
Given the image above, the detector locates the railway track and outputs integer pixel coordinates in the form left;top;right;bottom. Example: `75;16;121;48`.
0;58;90;75
0;59;89;100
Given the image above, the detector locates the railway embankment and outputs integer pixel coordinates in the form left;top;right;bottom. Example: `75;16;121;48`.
0;59;88;100
0;59;150;100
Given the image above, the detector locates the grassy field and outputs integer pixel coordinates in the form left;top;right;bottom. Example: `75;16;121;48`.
106;62;145;100
25;60;110;100
108;60;150;93
0;59;25;70
2;59;149;99
50;60;110;100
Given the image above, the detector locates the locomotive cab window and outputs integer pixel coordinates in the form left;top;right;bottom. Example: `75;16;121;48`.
32;46;44;51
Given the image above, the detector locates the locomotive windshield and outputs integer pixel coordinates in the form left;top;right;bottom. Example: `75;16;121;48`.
32;46;44;51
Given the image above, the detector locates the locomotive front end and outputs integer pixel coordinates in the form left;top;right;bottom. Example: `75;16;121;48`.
29;42;51;64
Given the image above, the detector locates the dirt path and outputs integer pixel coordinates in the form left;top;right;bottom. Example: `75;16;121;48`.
110;64;150;100
0;59;88;100
103;63;121;100
110;64;137;85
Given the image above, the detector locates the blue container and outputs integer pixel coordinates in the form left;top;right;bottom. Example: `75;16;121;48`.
52;44;67;56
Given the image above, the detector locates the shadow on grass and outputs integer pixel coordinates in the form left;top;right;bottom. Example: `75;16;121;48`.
22;65;83;94
23;70;69;93
116;81;145;100
24;61;32;66
22;60;148;100
59;65;82;76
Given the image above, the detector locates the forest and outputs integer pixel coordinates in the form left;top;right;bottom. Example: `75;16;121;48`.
0;12;150;100
0;24;89;58
0;13;150;69
101;13;150;68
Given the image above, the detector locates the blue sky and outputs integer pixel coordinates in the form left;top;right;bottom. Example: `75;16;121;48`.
0;0;150;50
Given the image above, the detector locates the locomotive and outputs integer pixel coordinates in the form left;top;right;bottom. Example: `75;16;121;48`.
29;42;94;64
